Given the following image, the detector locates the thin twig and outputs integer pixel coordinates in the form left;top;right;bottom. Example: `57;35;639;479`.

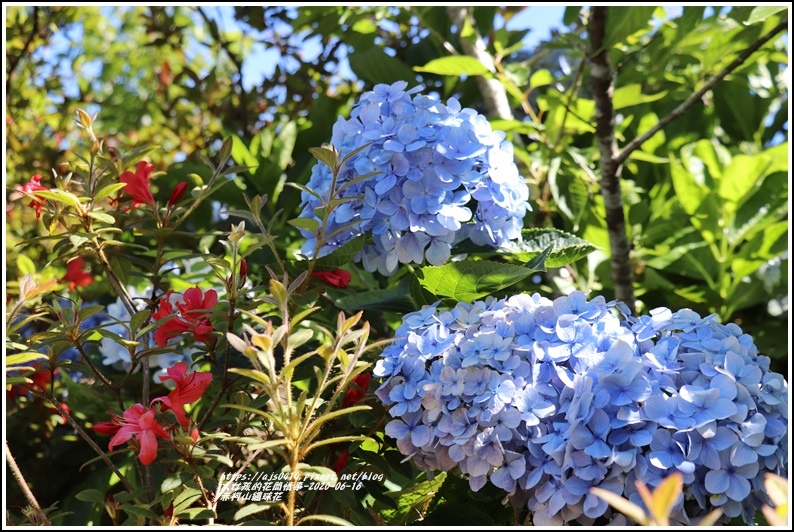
617;20;788;164
5;440;52;526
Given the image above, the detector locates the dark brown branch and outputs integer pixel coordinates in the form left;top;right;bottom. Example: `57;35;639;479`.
617;20;788;165
589;6;635;311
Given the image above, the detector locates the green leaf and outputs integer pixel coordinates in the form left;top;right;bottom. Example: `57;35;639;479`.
176;507;216;520
564;6;582;25
670;154;708;217
161;476;184;493
501;228;597;268
529;69;554;87
87;211;116;224
744;6;787;25
16;254;36;276
35;189;84;212
604;6;656;48
6;352;49;367
311;237;365;270
348;46;418;86
120;504;159;520
287;217;320;233
414;56;491;77
173;487;203;513
417;260;544;303
335;283;417;313
308;146;338;169
234;504;275;522
93;182;128;203
297;464;337;487
297;514;353;526
612;84;668;110
75;488;106;504
379;472;446;525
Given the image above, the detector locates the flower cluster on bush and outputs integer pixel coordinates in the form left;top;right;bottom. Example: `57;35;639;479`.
374;291;788;525
93;361;211;465
297;81;530;275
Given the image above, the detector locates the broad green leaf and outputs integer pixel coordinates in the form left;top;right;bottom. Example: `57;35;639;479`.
287;217;320;233
161;476;184;492
16;254;36;276
414;56;491;77
120;504;159;520
349;46;418;87
173;487;203;513
176;507;216;520
308;146;338;169
87;211;116;224
670;155;707;217
604;7;656;48
501;228;597;267
529;69;554;88
129;309;151;334
745;6;787;25
417;260;543;302
93;182;128;203
612;84;668;110
35;189;84;212
234;503;276;522
721;143;789;209
74;489;106;504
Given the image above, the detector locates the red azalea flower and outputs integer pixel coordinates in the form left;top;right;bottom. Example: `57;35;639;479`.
152;286;217;346
342;372;372;408
334;450;349;474
94;403;171;465
154;362;212;427
311;269;352;288
16;174;49;219
168;181;188;206
61;257;93;290
119;161;156;207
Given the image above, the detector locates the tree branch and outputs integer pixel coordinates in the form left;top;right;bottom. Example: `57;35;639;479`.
617;20;788;165
589;6;635;311
446;6;514;120
6;7;41;96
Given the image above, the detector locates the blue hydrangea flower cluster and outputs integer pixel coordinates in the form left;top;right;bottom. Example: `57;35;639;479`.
297;81;530;275
374;291;788;525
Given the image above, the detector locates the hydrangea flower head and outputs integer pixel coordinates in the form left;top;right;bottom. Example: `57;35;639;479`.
375;291;788;524
298;81;530;274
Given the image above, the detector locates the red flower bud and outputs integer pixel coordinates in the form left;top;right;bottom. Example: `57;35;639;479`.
311;269;352;288
168;181;188;206
239;259;247;278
